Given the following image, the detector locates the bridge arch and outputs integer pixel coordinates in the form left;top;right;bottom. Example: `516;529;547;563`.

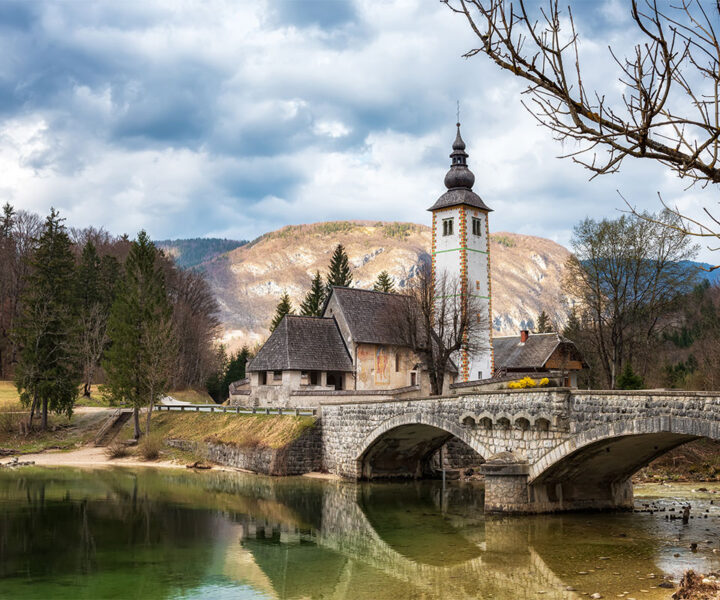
356;413;491;479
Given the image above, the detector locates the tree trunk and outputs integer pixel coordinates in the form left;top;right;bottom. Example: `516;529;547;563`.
146;397;153;435
28;392;38;429
83;381;92;397
133;406;141;439
41;398;48;431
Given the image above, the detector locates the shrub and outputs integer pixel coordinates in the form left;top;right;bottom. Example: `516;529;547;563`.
138;434;162;460
539;377;550;387
508;376;538;389
105;441;130;459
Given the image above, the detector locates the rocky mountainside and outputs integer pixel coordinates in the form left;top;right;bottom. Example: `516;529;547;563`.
197;221;573;350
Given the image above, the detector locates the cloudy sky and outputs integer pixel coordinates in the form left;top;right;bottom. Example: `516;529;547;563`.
0;0;716;259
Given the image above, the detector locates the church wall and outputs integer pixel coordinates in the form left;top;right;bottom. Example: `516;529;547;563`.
355;343;418;391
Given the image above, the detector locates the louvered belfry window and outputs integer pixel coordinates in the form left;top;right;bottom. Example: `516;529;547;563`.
442;218;453;236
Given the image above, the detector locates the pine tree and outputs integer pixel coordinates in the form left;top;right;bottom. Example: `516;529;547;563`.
270;292;293;332
13;208;81;430
536;310;553;333
373;271;395;293
616;362;644;390
563;308;582;338
75;242;119;396
300;271;325;316
222;346;249;400
326;244;352;292
103;231;176;438
206;345;228;403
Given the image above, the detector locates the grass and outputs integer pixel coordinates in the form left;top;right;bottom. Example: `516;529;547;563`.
138;435;162;460
0;381;21;410
146;412;317;449
167;389;214;404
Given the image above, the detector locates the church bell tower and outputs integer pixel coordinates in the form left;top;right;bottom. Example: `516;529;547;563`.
427;123;493;381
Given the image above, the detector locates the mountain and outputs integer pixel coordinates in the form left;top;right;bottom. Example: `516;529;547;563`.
156;238;247;269
196;221;574;349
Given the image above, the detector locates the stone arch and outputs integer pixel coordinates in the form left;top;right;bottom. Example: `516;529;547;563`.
459;412;477;428
514;416;531;430
356;413;492;480
496;416;511;429
529;417;716;484
534;417;551;432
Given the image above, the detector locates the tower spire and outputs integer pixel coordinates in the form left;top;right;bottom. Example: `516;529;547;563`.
444;122;475;190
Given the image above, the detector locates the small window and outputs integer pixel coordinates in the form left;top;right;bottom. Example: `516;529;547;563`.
475;280;480;290
410;372;417;386
477;371;483;380
395;352;401;372
472;217;482;237
442;218;454;236
273;370;282;381
259;372;267;385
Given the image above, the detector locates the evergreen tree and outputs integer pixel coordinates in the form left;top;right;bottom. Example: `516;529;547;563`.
616;362;644;390
222;346;249;400
206;345;228;403
270;292;293;332
536;310;553;333
13;208;80;430
300;271;325;316
326;244;352;291
563;308;581;338
103;231;176;438
373;271;395;293
75;242;119;396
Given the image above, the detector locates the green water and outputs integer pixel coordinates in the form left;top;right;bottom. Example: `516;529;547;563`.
1;469;719;600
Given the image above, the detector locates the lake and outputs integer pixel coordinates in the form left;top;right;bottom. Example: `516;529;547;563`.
0;467;719;599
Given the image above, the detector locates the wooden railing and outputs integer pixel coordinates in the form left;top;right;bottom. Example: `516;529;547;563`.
154;404;317;417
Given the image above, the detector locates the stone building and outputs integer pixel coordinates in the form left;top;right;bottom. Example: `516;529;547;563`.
236;122;586;407
244;286;457;406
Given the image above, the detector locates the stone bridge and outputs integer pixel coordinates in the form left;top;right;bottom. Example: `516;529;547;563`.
320;388;720;513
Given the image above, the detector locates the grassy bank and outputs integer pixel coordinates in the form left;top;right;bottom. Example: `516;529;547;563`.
137;411;317;449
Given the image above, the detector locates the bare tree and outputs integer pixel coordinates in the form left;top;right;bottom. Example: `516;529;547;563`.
395;263;490;394
565;211;699;388
445;0;720;261
140;316;177;435
77;303;109;397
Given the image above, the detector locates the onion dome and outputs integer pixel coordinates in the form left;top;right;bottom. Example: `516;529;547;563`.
444;123;475;190
428;123;492;212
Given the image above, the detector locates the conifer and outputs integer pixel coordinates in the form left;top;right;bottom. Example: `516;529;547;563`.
536;310;553;333
326;244;352;291
103;231;175;438
13;208;81;430
373;271;395;293
300;271;325;316
270;292;293;332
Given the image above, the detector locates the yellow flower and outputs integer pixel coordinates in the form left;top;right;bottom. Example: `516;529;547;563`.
539;377;550;387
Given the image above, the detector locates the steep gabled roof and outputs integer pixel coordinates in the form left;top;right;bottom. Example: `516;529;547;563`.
493;332;584;371
326;287;412;346
248;315;353;372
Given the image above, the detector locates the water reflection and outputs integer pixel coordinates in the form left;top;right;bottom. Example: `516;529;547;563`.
0;468;718;599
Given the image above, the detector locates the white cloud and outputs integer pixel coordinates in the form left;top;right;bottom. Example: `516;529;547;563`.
0;0;717;263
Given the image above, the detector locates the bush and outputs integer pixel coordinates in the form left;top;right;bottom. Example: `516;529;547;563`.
105;441;130;459
138;434;162;460
0;407;23;434
508;376;551;389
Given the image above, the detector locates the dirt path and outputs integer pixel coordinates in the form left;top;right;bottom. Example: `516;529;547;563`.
1;446;185;470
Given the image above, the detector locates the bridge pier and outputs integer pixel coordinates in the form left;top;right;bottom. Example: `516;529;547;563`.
480;452;635;514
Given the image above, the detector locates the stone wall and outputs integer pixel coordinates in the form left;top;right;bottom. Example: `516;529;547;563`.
166;420;322;476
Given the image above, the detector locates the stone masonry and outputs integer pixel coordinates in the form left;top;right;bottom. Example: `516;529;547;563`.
320;388;720;513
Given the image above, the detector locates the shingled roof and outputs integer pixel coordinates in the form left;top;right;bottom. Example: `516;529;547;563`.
427;188;493;212
248;315;353;372
327;287;413;346
493;332;583;371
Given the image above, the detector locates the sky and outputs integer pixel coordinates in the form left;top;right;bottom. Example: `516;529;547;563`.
0;0;717;260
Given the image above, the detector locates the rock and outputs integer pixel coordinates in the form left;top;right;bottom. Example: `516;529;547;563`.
590;594;602;599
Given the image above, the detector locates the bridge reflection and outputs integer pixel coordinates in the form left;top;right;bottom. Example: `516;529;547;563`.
225;479;656;600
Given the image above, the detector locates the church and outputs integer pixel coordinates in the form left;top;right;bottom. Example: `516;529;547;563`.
234;124;585;407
